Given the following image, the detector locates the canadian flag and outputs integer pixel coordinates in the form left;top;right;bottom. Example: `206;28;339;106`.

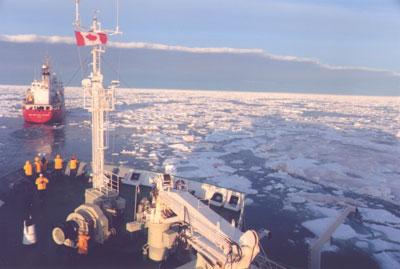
75;31;108;46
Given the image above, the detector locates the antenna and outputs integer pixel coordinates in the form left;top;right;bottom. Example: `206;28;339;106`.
116;0;120;33
74;0;122;35
75;0;80;26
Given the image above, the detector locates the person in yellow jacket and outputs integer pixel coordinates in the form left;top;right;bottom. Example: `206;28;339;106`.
77;232;90;255
35;173;49;201
24;160;33;181
54;154;64;176
34;156;42;175
70;155;79;178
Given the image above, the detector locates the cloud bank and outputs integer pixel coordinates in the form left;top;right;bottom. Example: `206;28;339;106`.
1;34;397;76
0;34;399;95
0;34;75;45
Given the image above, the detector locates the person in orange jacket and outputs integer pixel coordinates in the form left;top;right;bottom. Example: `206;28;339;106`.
35;173;49;201
77;232;90;255
70;155;79;178
34;156;42;176
24;160;33;181
54;154;64;176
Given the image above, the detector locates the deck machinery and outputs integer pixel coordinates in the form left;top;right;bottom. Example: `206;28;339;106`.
52;1;276;268
126;176;261;268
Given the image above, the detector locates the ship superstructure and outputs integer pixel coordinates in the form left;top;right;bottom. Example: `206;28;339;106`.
22;57;65;123
50;1;280;268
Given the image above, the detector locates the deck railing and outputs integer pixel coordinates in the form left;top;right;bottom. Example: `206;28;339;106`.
101;170;119;196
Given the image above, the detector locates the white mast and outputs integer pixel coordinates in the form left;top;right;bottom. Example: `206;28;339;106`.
75;0;121;194
51;1;125;248
75;0;80;26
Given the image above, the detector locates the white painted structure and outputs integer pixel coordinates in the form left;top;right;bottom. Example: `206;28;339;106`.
52;0;125;248
22;218;37;245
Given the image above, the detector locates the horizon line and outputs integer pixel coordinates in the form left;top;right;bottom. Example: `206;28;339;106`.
1;84;399;98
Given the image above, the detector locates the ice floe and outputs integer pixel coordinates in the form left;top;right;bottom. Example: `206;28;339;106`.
302;217;357;240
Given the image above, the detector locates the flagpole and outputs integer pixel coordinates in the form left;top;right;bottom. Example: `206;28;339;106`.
116;0;120;33
75;0;80;27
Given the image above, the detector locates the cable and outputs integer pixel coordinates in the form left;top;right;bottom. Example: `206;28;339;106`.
101;55;132;89
111;127;116;163
77;46;85;77
65;52;91;87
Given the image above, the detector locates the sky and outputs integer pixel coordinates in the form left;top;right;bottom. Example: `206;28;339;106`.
0;0;400;95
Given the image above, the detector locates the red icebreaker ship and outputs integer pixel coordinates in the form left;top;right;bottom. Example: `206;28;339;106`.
22;57;65;123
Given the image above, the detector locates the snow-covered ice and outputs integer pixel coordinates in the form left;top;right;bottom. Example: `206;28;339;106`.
302;217;357;240
1;85;399;268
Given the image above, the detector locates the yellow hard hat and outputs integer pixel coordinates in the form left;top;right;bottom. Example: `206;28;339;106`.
35;157;39;161
26;160;30;164
57;154;60;158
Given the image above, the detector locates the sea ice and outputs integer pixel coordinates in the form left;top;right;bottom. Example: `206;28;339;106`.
207;174;257;194
168;143;191;152
249;166;262;171
373;252;400;269
263;186;273;191
2;85;400;268
360;208;400;225
368;224;400;243
302;217;357;240
355;240;369;250
205;132;230;143
245;198;254;205
287;193;306;204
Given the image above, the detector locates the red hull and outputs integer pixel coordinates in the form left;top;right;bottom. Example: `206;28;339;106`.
23;107;65;124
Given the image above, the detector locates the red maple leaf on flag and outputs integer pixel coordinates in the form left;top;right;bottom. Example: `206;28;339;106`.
75;31;108;46
85;34;98;41
99;33;107;44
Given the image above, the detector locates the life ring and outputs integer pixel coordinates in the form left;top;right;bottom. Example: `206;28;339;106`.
174;179;186;190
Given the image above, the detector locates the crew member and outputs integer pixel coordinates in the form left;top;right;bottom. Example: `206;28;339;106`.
54;154;63;176
34;157;42;176
70;155;79;178
41;156;48;173
77;232;90;255
35;173;49;201
24;160;33;181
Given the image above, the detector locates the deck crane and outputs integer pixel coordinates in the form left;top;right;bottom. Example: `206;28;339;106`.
126;176;283;269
